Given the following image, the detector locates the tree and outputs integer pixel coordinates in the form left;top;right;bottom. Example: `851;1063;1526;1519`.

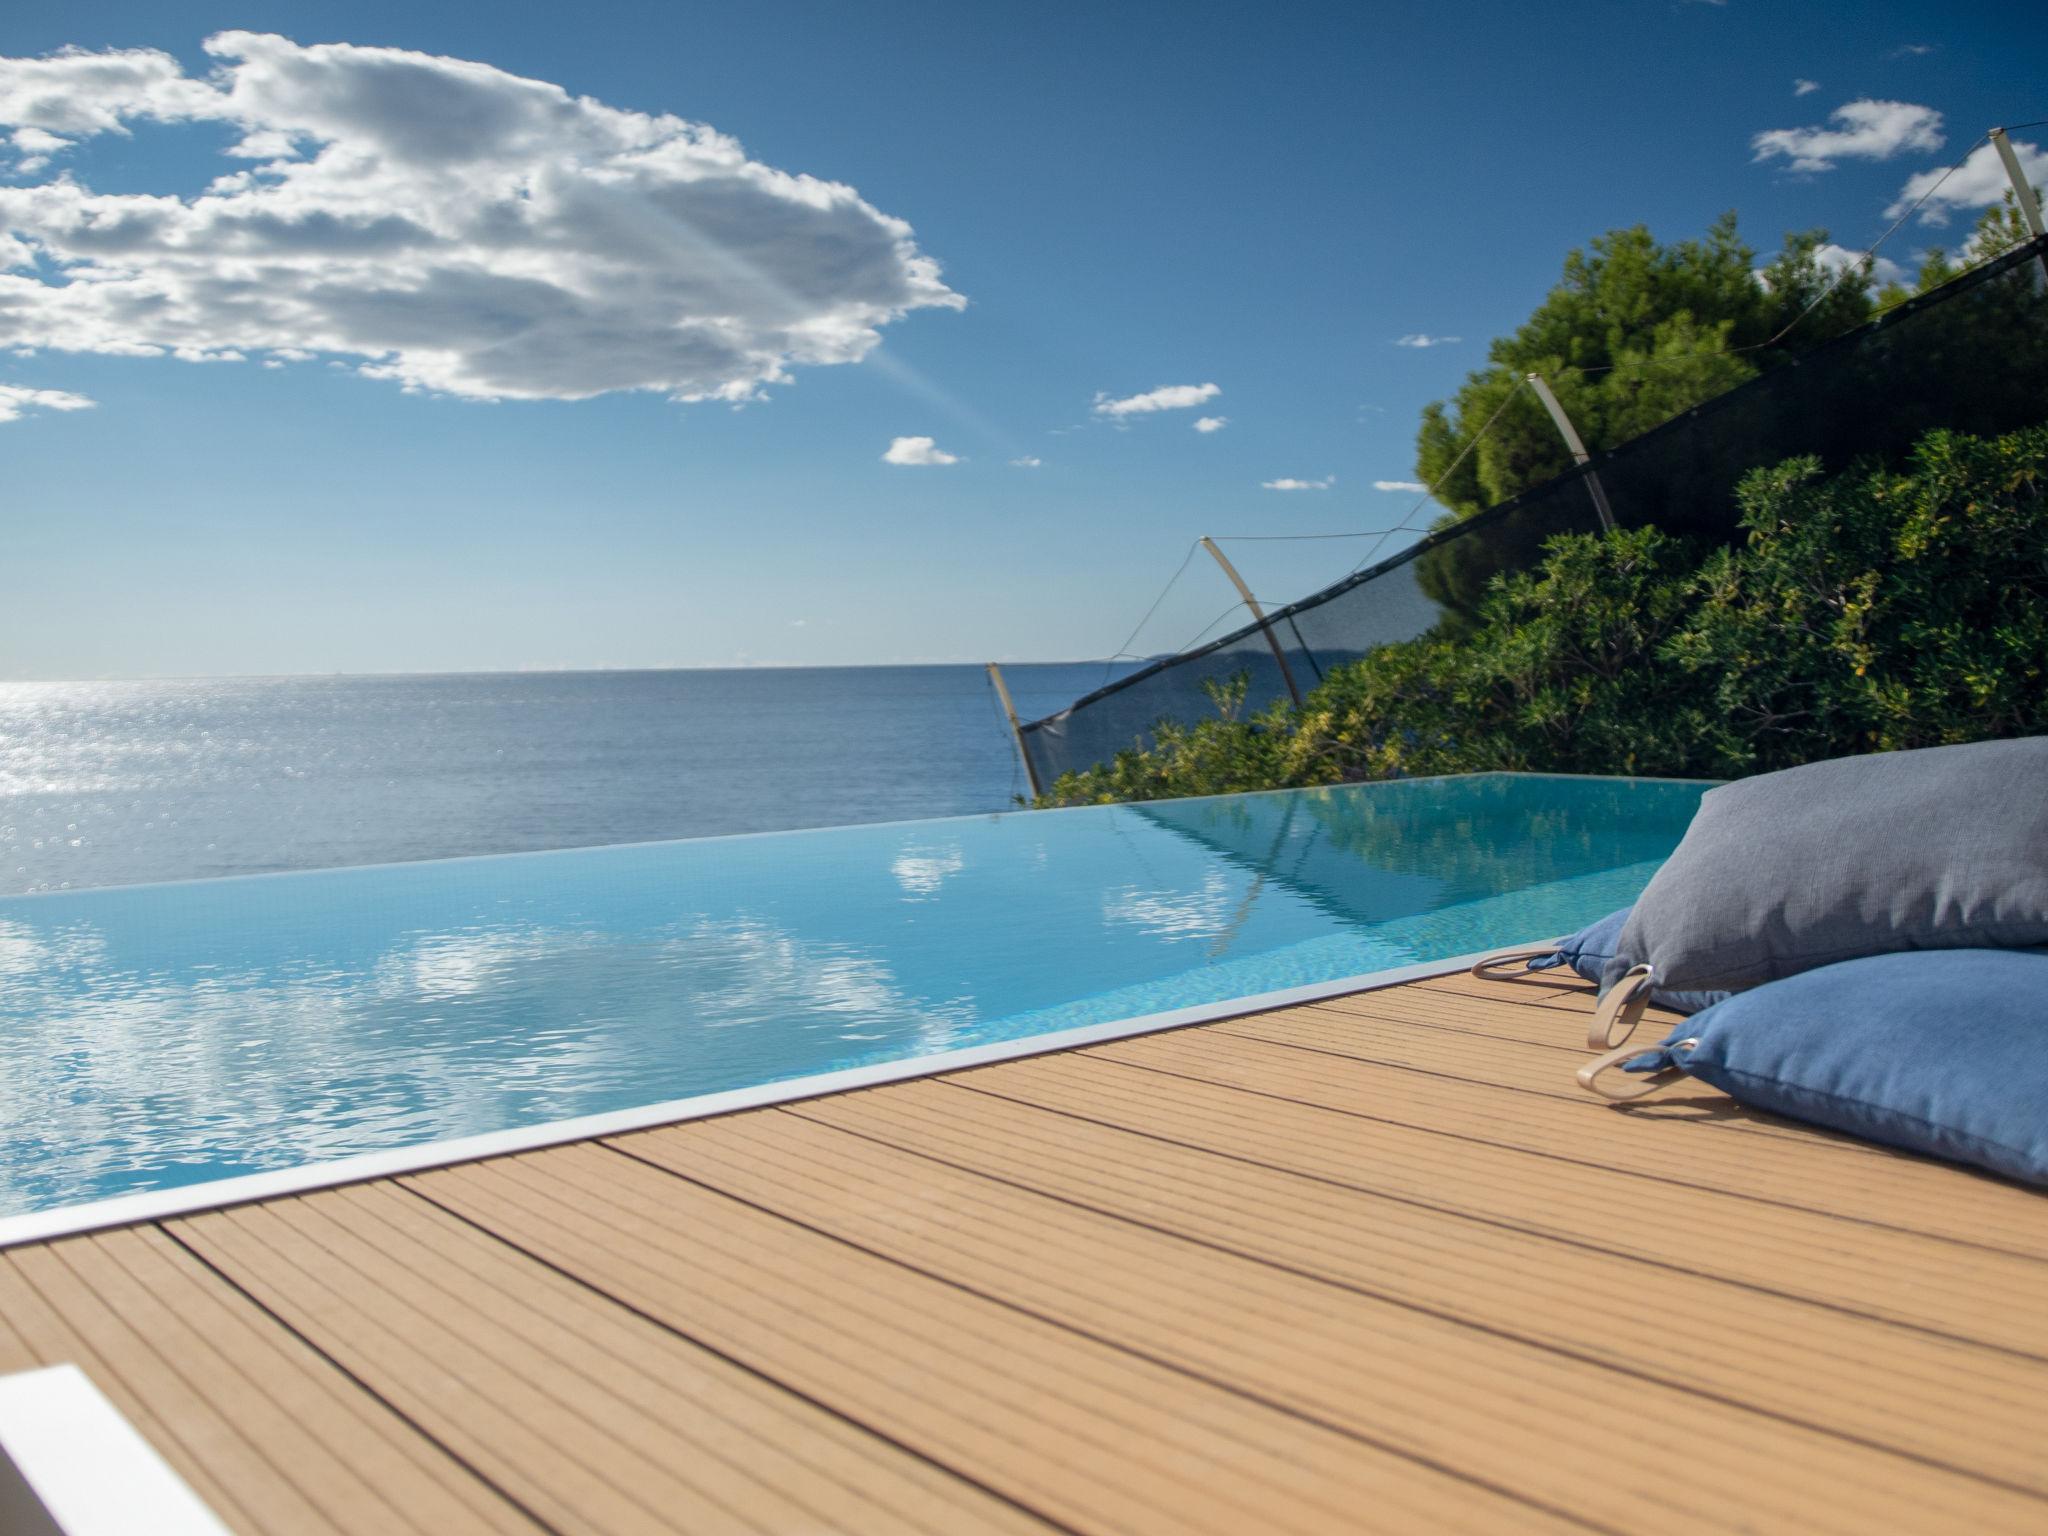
1406;220;1877;623
1415;218;1875;520
1877;186;2044;310
1038;421;2048;807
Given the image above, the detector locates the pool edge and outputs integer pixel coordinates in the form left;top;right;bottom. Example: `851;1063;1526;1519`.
0;944;1519;1250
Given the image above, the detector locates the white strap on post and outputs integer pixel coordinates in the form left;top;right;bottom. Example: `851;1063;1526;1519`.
1526;373;1617;532
1990;128;2047;242
985;663;1044;801
1199;536;1304;706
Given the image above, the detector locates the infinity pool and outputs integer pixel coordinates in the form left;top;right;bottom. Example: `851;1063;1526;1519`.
0;773;1708;1216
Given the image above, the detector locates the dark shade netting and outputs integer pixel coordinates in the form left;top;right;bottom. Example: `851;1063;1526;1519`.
1020;236;2048;789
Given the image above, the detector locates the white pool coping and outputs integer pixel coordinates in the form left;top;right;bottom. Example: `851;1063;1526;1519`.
0;1365;232;1535
0;945;1517;1250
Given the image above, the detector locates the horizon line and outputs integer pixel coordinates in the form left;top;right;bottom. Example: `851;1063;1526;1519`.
0;657;1154;686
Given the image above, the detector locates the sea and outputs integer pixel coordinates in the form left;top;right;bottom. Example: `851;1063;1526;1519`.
0;665;1126;897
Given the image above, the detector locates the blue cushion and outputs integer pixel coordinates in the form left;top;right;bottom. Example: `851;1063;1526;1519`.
1531;908;1726;1014
1528;908;1629;983
1626;949;2048;1186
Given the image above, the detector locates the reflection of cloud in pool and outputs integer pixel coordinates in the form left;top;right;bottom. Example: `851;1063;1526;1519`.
394;928;573;1000
1102;868;1236;943
0;918;106;978
0;909;970;1215
891;844;964;898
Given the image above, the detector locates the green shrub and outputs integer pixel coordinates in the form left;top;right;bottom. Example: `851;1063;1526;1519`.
1039;421;2048;806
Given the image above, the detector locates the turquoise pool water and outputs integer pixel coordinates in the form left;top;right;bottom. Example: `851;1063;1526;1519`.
0;773;1708;1215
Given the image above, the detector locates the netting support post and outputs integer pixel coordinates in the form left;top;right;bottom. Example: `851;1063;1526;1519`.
986;663;1044;800
1199;537;1304;707
1990;129;2047;242
1526;373;1618;532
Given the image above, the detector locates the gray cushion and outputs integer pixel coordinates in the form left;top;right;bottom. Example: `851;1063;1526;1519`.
1601;737;2048;995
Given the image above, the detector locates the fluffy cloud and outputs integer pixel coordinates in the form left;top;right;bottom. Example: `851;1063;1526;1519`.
1372;479;1426;493
1192;415;1227;433
1393;333;1459;348
1093;382;1219;416
882;435;957;466
1887;135;2048;224
1751;99;1944;173
1263;475;1333;491
1009;455;1041;467
1794;79;1820;97
0;35;962;404
1758;242;1908;291
0;46;220;140
8;127;66;174
0;383;94;423
1813;242;1907;287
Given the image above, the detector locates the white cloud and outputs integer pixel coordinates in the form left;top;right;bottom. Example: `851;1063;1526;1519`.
0;383;94;422
1372;479;1426;493
1008;455;1041;467
1192;415;1227;433
1890;43;1935;58
1758;242;1909;291
0;46;221;138
1751;99;1944;173
882;434;958;466
8;126;67;174
1393;333;1459;348
1263;475;1334;491
1815;242;1907;287
1093;381;1219;416
1794;79;1820;97
0;35;962;405
1887;135;2048;224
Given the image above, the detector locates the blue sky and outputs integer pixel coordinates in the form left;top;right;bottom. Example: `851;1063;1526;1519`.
1;0;2042;679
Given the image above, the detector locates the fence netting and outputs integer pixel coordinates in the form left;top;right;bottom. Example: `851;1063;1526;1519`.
1018;236;2048;790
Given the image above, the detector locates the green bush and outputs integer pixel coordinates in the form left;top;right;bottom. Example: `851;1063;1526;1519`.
1040;421;2048;806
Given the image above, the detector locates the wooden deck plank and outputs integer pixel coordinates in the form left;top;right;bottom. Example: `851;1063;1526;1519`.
174;1186;1052;1536
1400;970;1630;1013
0;1229;543;1536
1297;977;1964;1162
1307;985;1684;1051
608;1108;2047;1532
4;969;2046;1534
0;1245;261;1533
1263;990;1884;1136
109;1225;546;1536
1096;1019;2048;1269
312;1180;1054;1536
1142;1014;2048;1254
410;1143;1589;1535
175;1197;684;1536
1232;1002;1877;1141
954;1050;2048;1356
789;1079;2048;1496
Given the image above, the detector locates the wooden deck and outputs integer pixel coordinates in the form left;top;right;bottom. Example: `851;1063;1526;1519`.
5;969;2047;1534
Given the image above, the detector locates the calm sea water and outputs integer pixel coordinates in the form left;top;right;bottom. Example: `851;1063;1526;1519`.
0;666;1121;896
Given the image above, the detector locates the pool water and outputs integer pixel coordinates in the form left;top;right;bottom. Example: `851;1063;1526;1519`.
0;773;1708;1215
